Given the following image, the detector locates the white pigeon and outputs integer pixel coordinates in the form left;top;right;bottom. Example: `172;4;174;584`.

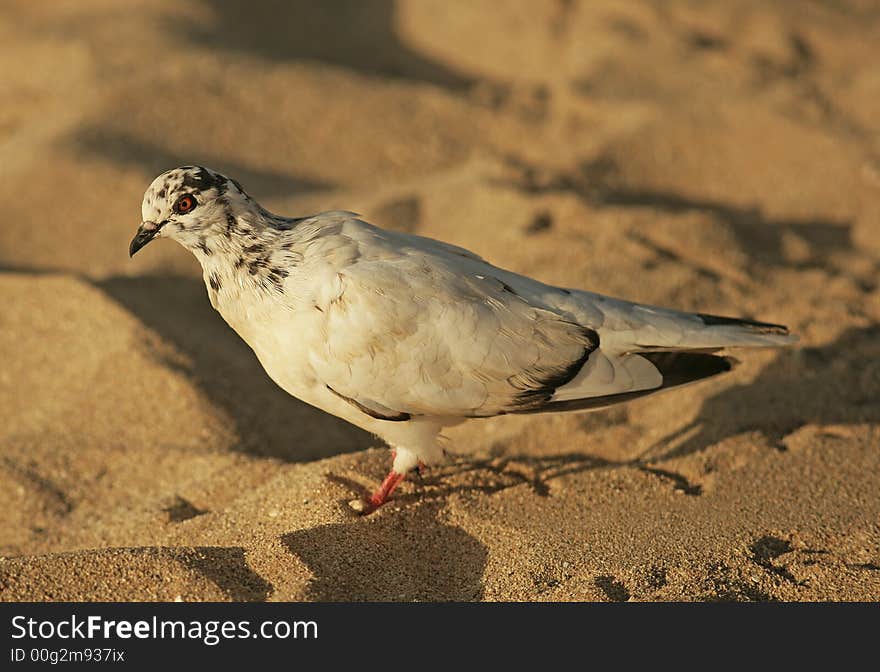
131;166;796;512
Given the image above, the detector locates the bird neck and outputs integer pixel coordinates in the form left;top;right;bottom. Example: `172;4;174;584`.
184;211;302;303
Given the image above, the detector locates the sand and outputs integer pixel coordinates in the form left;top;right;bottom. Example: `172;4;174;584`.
1;0;878;602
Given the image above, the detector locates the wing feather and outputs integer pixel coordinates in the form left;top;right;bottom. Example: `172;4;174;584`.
300;215;794;420
310;246;597;418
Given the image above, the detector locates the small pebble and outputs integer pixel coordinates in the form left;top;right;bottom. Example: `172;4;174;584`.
348;499;367;513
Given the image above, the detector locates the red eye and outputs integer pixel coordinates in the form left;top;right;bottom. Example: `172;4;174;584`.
173;194;196;214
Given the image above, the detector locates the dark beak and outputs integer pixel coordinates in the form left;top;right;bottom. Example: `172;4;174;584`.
129;222;160;257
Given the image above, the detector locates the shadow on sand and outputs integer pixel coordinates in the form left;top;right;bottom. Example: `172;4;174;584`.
507;155;873;287
649;325;880;460
283;502;487;600
0;546;273;601
97;274;375;463
71;129;333;199
175;0;479;92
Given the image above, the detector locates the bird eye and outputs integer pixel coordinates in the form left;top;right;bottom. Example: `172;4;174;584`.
173;194;197;215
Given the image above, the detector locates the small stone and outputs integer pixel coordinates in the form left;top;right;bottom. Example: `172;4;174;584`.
348;499;367;513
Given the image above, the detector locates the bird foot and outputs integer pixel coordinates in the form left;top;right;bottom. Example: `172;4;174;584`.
350;469;407;515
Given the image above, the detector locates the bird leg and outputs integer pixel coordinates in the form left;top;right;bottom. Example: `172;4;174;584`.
352;452;427;515
348;449;406;515
364;469;407;512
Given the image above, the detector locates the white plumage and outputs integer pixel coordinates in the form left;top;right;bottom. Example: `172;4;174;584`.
131;166;796;511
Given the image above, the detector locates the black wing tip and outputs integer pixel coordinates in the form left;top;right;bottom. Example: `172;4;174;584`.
514;351;737;416
696;312;790;336
510;326;600;409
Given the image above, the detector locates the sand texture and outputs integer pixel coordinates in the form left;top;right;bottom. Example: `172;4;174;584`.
1;0;879;601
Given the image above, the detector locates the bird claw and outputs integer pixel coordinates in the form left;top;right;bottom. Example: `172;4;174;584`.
411;461;428;483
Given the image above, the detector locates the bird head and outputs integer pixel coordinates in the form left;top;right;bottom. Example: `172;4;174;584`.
130;165;249;257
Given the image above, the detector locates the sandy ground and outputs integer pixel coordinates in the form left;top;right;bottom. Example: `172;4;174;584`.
1;0;879;602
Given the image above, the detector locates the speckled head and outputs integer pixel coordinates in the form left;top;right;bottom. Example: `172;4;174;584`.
130;165;248;257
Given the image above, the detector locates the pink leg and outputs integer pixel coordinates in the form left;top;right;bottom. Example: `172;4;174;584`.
355;450;419;515
360;469;406;514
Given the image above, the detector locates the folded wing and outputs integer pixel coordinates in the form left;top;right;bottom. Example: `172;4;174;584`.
308;222;794;420
310;252;598;418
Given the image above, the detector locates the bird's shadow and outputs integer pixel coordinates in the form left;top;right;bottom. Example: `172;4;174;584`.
282;501;487;601
174;0;479;93
97;274;374;462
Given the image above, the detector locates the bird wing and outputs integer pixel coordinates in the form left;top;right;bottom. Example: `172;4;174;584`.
308;240;599;418
304;217;794;419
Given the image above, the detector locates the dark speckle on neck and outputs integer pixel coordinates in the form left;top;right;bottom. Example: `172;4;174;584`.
225;214;236;238
196;237;213;255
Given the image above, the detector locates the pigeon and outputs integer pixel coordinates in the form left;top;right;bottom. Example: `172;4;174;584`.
130;166;796;513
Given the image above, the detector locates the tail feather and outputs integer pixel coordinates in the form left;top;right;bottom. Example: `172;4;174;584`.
695;312;789;335
692;312;796;347
629;311;797;351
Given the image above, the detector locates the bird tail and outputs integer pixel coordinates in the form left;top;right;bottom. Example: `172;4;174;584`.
627;312;797;351
513;308;796;415
684;312;795;348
